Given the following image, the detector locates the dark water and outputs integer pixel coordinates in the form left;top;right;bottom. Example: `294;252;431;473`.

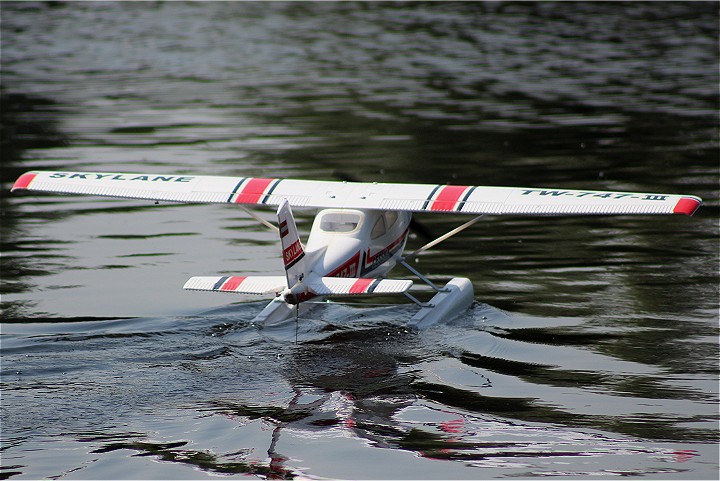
1;2;718;479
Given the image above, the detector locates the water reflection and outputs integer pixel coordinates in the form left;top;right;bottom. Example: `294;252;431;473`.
1;300;716;478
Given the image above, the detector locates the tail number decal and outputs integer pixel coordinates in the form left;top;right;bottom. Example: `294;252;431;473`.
521;189;669;201
283;240;304;268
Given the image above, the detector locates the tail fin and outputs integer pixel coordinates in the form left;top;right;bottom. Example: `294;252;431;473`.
277;198;307;287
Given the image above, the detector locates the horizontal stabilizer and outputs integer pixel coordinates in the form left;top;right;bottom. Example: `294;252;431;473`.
183;276;286;295
183;275;412;298
310;277;413;296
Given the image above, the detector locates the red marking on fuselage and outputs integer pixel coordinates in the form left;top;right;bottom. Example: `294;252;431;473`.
349;278;374;294
221;276;247;291
234;178;276;204
327;251;361;278
673;197;701;215
430;185;469;211
364;227;409;266
12;172;38;191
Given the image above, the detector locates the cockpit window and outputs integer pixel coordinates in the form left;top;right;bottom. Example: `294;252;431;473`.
384;211;398;229
371;211;399;239
371;216;386;239
319;212;361;233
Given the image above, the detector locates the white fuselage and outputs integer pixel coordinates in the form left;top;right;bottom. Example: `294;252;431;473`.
254;208;412;324
305;208;412;280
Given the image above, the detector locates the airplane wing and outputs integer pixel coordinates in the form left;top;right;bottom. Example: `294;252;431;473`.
12;170;701;216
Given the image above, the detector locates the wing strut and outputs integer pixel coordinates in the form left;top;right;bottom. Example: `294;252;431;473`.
403;215;484;262
239;205;279;232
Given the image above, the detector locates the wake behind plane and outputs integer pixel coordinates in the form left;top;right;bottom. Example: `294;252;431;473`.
12;171;702;327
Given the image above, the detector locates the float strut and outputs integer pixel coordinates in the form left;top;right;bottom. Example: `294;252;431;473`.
403;290;434;309
399;259;446;293
400;215;483;292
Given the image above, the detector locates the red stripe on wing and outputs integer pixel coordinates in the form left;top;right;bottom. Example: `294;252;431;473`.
673;197;701;215
12;172;38;191
220;276;247;291
349;278;374;294
234;178;276;204
430;185;469;211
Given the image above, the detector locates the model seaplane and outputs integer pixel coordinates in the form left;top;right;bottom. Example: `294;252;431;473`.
11;171;702;327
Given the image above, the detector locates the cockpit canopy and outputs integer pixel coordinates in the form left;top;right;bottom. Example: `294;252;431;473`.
318;211;362;233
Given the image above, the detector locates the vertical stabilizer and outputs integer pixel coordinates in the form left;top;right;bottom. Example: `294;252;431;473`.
277;199;307;287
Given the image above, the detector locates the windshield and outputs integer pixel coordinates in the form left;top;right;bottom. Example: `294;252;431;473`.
319;212;361;233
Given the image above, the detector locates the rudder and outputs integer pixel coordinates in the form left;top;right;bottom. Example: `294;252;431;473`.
277;198;307;287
